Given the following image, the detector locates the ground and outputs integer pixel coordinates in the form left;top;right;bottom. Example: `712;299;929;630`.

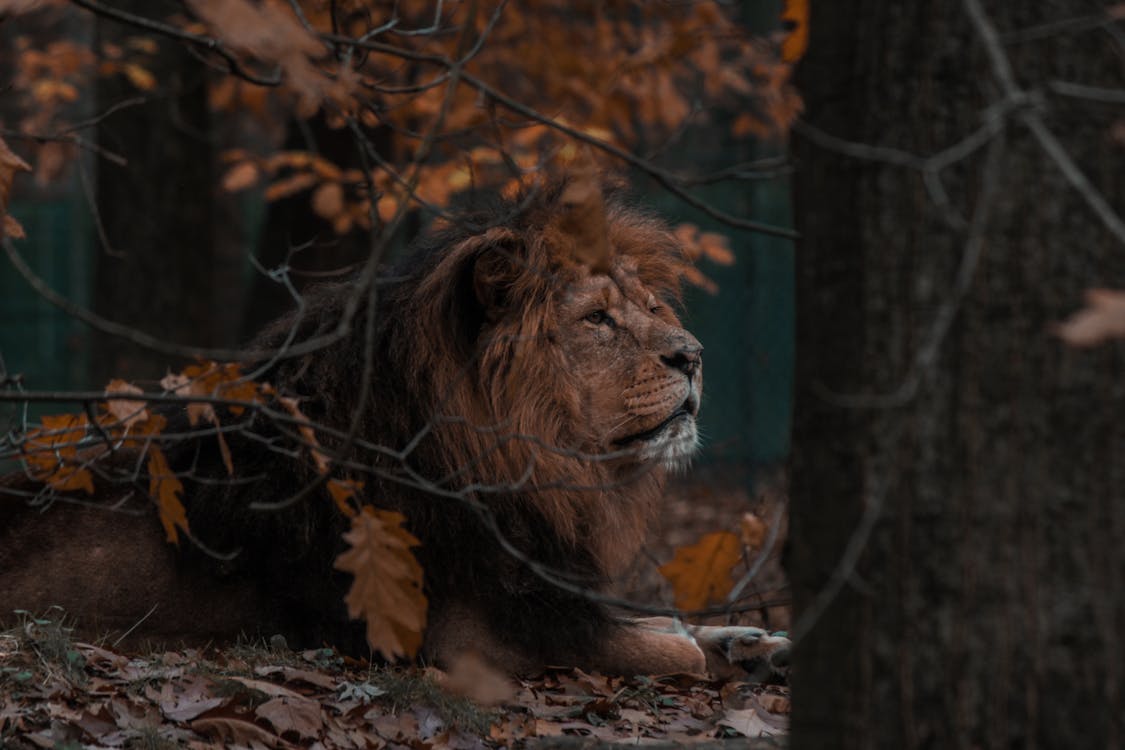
0;615;789;749
0;475;791;748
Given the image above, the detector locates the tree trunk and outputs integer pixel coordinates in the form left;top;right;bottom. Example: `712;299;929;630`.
789;2;1125;748
92;7;221;382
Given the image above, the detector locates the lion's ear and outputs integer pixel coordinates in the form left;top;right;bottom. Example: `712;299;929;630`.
472;245;520;321
444;227;525;327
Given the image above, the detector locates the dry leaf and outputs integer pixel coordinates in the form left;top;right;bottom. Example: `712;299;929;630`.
147;446;189;545
658;531;742;610
275;394;331;474
740;512;767;549
265;172;319;201
428;652;516;707
221;161;260;192
103;379;149;430
255;696;324;740
122;63;156;91
311;181;344;220
555;150;611;273
780;0;810;63
0;136;31;241
698;232;735;265
334;507;427;660
1053;289;1125;347
327;478;360;517
21;413;94;494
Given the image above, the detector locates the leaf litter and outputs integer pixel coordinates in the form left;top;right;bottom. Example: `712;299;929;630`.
0;626;789;748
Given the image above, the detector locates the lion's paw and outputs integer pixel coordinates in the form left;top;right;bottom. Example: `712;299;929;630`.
689;625;790;683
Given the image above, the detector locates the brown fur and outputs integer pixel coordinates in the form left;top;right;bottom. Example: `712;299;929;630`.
0;182;788;679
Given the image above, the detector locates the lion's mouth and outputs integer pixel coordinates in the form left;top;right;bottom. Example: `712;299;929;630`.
614;395;697;447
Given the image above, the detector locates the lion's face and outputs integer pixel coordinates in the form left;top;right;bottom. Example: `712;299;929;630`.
553;256;702;470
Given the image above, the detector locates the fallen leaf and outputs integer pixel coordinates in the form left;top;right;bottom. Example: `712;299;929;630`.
191;715;290;747
658;532;742;611
718;707;785;738
256;696;324;740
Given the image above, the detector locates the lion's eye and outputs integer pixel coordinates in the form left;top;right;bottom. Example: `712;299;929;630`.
650;305;664;314
584;310;612;326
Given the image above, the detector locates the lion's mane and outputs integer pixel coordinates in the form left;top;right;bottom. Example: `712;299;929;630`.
179;184;689;664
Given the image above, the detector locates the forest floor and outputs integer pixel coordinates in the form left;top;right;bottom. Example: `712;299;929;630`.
0;476;790;748
0;626;789;748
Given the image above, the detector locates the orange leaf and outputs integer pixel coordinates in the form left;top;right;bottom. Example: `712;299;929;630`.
103;378;149;430
327;478;361;517
1053;289;1125;347
265;172;318;201
222;161;260;192
334;507;427;659
780;0;809;63
658;531;742;611
2;214;25;240
122;62;157;91
0;135;31;242
681;264;719;295
311;181;344;220
698;232;735;266
22;413;94;494
274;395;331;474
147;445;189;545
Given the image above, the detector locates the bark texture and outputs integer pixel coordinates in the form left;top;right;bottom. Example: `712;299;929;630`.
789;3;1125;748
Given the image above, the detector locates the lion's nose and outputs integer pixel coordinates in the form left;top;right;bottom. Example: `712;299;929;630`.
661;343;702;376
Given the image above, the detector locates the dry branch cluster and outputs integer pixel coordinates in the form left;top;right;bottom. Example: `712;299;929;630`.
0;0;806;660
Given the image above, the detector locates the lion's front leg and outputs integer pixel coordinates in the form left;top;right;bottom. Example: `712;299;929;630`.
606;618;790;682
585;620;708;677
686;624;790;682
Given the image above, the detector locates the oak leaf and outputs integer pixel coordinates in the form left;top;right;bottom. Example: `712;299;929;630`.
334;506;427;660
658;531;742;610
255;695;323;740
22;413;94;494
146;445;189;545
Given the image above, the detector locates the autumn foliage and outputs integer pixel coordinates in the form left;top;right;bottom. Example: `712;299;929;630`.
0;0;808;662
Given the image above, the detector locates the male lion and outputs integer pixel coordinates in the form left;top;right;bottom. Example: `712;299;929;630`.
0;179;789;680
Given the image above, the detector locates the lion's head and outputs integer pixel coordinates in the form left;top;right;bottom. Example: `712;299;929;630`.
405;184;702;463
254;177;703;578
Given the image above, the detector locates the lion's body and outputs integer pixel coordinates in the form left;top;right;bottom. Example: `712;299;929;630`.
0;183;789;679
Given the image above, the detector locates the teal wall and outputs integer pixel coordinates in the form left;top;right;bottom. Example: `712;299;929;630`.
1;199;93;399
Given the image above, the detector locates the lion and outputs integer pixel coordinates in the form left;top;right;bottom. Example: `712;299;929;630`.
0;177;789;681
